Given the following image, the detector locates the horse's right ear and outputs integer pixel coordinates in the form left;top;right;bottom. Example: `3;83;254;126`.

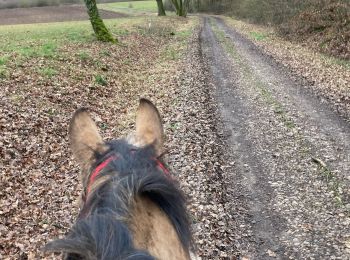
135;99;164;156
69;108;106;168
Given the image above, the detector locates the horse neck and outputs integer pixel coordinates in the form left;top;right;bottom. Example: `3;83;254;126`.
128;196;191;260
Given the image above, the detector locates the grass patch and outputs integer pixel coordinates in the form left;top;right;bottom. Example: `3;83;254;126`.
100;49;111;57
39;67;57;78
258;82;295;129
250;31;268;41
16;42;58;58
0;17;157;63
312;157;346;208
158;19;195;61
210;19;240;57
176;29;192;39
41;42;57;57
18;46;36;57
78;51;91;61
99;1;157;14
162;45;181;60
94;74;107;86
320;53;350;69
0;67;8;78
0;22;93;50
0;56;8;65
137;23;175;37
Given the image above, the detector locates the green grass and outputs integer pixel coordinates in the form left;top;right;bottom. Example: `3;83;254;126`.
160;21;194;61
100;49;111;57
0;15;174;57
312;157;346;208
39;67;57;78
0;17;150;63
46;107;57;116
0;22;93;47
0;13;196;85
0;56;8;65
320;53;350;69
17;42;58;58
94;74;107;86
99;1;157;14
99;122;109;130
0;67;8;79
78;51;91;61
162;45;180;60
0;21;93;61
250;31;268;41
176;29;192;39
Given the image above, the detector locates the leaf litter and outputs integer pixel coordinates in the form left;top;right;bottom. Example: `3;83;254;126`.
0;17;211;259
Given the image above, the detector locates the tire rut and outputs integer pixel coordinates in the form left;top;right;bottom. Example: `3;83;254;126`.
200;16;350;259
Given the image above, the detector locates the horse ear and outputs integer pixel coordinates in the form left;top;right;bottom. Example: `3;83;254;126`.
135;99;164;156
69;108;106;168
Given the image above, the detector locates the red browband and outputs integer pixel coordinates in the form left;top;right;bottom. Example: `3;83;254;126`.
86;154;171;195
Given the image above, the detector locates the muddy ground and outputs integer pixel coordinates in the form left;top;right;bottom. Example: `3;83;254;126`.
0;5;126;25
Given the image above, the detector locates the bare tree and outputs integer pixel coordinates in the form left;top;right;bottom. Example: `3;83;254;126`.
156;0;166;16
83;0;116;43
170;0;190;17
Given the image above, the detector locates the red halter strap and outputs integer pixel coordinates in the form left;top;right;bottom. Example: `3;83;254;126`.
86;155;171;195
86;155;117;194
155;158;170;176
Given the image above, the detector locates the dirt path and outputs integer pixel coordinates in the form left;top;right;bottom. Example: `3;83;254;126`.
0;5;126;25
199;16;350;259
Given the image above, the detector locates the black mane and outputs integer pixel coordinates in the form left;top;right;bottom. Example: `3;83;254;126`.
45;140;192;259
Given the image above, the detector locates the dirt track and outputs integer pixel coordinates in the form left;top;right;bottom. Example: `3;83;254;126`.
0;5;126;25
199;16;350;259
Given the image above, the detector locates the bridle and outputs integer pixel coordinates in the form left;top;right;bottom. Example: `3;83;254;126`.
84;151;171;201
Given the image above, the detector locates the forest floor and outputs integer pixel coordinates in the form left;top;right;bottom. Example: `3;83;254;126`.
0;5;350;259
0;13;201;259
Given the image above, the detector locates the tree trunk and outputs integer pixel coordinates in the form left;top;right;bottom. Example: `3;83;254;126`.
156;0;166;16
83;0;116;43
171;0;188;17
171;0;180;15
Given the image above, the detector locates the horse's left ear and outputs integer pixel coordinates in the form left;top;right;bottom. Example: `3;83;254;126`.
69;108;106;169
135;98;164;156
